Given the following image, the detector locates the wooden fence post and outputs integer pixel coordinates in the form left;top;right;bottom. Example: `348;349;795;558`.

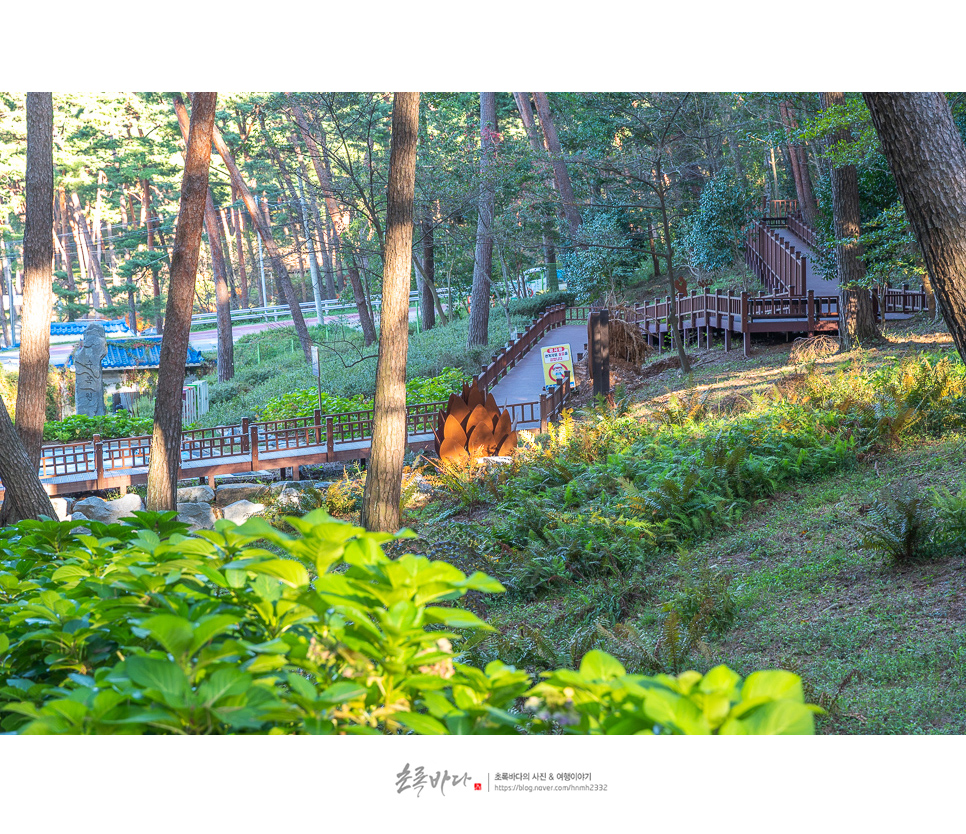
314;409;322;445
540;393;549;434
741;291;751;357
241;418;250;454
326;417;335;458
807;290;815;336
93;434;104;489
250;424;260;471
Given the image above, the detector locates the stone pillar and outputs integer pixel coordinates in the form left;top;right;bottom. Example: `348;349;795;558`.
74;323;108;416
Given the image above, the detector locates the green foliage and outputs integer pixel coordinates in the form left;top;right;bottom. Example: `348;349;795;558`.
526;652;822;734
933;486;966;553
507;291;578;319
0;514;817;735
682;172;756;273
325;470;366;518
857;483;939;562
42;411;153;442
561;211;639;300
256;368;470;421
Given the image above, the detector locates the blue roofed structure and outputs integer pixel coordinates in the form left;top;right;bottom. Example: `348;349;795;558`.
67;337;207;371
51;319;133;337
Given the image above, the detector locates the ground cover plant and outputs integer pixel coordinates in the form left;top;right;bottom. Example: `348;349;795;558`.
0;511;818;735
403;328;966;733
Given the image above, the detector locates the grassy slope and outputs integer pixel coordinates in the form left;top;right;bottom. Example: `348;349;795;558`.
195;313;527;427
400;313;966;735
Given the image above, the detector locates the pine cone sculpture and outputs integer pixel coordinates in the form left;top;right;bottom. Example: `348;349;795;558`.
434;379;517;462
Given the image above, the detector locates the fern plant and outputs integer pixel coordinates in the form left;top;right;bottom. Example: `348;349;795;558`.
857;483;939;562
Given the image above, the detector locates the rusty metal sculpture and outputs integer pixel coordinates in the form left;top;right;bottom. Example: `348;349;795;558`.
434;379;517;462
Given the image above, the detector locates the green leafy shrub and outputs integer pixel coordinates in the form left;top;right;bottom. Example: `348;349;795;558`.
42;411;154;442
526;652;822;734
0;514;818;735
507;291;577;319
256;368;470;421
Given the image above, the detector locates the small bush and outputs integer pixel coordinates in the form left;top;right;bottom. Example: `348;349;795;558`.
507;291;577;319
43;411;153;442
857;482;939;562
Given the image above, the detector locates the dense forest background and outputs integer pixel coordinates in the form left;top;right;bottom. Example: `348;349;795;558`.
0;92;952;345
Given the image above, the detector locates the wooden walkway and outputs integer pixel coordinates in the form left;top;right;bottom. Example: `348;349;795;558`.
633;205;929;357
5;305;590;499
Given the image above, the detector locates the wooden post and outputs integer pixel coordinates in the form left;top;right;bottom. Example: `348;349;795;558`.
250;424;260;470
313;408;322;445
741;291;751;357
540;393;549;433
807;290;815;336
326;417;335;457
591;308;609;398
241;417;250;454
93;434;104;489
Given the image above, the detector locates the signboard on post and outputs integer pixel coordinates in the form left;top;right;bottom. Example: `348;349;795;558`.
540;343;574;388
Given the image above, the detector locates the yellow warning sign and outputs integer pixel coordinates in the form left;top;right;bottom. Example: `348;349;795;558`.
540;343;574;387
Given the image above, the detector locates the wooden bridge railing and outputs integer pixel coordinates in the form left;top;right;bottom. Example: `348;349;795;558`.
745;220;808;296
786;212;819;250
761;198;799;217
22;303;599;496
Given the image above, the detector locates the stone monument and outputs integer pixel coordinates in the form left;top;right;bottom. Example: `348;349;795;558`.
74;323;108;417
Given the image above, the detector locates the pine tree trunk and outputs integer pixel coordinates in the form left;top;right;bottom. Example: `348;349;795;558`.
864;92;966;363
360;92;419;533
203;103;313;363
780;101;819;222
0;92;57;525
173;96;233;382
822;92;879;349
468;92;496;348
420;219;436;330
3;238;19;340
532;92;582;240
0;403;55;522
232;187;250;308
290;102;350;296
15;90;54;472
70;193;111;311
513;91;562;291
146;92;217;512
346;254;377;345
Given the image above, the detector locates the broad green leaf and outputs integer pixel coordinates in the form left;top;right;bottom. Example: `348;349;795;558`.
741;670;805;704
51;565;90;583
395;712;448;735
247;559;310;588
720;700;816;735
423;606;494;631
699;665;741;696
125;656;189;703
140;615;194;659
578;650;627;681
317;681;368;705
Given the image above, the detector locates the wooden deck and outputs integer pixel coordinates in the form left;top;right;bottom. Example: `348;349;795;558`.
633;209;928;357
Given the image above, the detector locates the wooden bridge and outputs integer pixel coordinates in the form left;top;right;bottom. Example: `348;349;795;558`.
6;305;590;499
633;199;929;356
